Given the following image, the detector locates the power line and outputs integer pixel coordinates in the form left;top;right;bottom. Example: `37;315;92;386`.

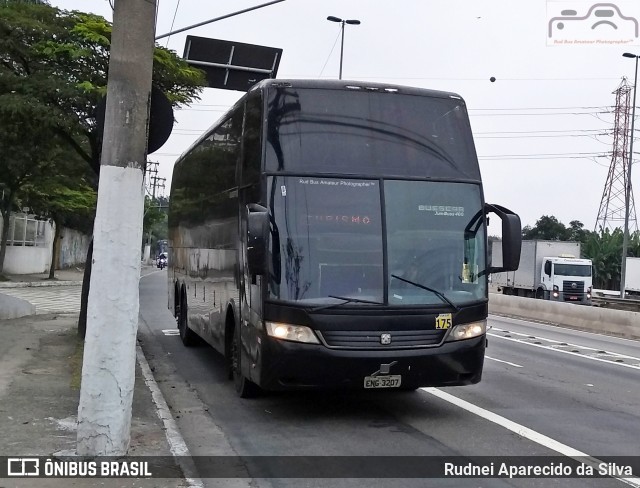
318;28;342;78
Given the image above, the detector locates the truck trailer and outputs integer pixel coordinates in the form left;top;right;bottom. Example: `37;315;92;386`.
625;257;640;295
491;240;592;304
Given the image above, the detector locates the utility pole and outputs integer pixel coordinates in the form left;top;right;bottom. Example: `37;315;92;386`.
77;0;156;456
144;163;165;261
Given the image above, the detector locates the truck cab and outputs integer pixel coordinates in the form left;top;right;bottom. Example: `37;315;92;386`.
540;255;592;304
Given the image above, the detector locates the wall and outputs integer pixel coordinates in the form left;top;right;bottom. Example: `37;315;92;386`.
58;227;90;269
1;220;53;274
0;215;90;274
489;293;640;340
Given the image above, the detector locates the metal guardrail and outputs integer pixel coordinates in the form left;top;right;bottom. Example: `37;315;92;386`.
591;294;640;312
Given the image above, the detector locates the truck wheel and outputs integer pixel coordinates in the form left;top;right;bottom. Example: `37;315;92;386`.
536;289;545;300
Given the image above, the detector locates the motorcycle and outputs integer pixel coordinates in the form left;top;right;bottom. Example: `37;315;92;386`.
157;256;167;270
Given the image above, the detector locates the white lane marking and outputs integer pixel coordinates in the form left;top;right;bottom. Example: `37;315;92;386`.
492;327;640;361
489;314;640;345
488;332;640;371
421;387;640;488
139;268;164;280
485;355;523;368
136;345;204;488
162;329;180;336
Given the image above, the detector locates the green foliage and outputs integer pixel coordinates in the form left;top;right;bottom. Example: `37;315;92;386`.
143;196;168;251
582;228;624;289
522;215;594;245
0;1;205;174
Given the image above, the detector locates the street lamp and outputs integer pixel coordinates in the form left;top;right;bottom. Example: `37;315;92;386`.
620;52;639;298
327;15;361;80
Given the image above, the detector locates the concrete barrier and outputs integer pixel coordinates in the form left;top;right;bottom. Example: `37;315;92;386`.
0;293;36;320
489;293;640;340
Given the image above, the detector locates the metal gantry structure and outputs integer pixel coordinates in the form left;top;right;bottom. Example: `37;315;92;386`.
595;78;638;233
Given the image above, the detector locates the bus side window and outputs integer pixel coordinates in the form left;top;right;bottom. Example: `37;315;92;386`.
243;91;263;204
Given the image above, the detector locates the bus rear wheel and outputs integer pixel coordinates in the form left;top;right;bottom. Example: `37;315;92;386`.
177;291;198;347
231;326;260;398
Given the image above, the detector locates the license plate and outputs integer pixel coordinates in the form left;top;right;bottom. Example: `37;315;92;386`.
569;296;578;300
364;375;402;389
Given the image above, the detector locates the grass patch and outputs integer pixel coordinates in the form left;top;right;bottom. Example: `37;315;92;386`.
0;274;10;282
70;337;84;390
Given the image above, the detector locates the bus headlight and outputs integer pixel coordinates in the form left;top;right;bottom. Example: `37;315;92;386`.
446;320;486;341
265;321;320;344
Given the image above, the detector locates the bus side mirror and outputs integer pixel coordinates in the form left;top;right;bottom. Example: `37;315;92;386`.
247;205;268;276
486;204;522;273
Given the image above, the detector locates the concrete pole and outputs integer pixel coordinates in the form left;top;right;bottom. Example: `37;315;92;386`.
621;54;638;298
77;0;156;456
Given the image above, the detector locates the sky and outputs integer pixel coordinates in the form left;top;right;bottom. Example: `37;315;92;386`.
49;0;640;235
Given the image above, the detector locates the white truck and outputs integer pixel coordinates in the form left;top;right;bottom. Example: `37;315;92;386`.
491;240;592;304
625;256;640;295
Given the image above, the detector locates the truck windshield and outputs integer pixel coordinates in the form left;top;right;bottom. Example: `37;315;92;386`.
266;177;487;307
554;264;592;277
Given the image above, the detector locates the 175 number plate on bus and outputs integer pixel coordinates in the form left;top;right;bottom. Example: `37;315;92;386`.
364;375;402;389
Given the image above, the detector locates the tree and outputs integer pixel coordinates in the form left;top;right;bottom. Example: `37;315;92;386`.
1;1;204;332
0;95;65;274
522;215;570;241
582;228;624;290
566;220;593;244
143;195;168;256
24;173;96;279
1;2;204;174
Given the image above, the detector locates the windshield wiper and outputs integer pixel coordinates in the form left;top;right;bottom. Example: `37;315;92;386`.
311;295;383;312
390;274;460;312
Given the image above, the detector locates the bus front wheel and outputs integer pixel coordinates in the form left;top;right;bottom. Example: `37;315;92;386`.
231;326;260;398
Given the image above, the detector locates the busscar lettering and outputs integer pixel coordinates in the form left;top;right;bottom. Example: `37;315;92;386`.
418;204;464;217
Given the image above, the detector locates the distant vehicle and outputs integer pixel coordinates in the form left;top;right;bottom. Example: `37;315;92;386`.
491;240;592;304
625;257;640;296
167;79;521;397
156;253;167;270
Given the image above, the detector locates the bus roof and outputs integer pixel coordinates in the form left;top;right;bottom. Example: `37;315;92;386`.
176;79;470;167
250;78;465;101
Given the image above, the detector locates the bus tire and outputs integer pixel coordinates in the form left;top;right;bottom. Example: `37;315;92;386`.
178;289;198;347
231;325;260;398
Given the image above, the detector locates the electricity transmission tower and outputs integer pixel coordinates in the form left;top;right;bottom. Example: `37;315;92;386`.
595;78;638;233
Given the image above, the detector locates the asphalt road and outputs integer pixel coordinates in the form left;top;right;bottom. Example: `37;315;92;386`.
138;270;639;488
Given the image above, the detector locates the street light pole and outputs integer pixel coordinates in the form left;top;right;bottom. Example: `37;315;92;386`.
327;16;361;80
621;52;639;298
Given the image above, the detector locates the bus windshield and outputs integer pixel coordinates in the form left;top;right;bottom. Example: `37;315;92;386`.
265;86;480;181
267;177;487;306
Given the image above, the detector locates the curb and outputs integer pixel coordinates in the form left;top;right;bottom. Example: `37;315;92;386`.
0;280;84;289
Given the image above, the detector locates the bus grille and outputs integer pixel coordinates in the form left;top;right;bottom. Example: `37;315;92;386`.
320;329;446;349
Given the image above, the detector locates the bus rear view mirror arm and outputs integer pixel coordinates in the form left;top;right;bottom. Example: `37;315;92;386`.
485;203;522;274
247;204;269;276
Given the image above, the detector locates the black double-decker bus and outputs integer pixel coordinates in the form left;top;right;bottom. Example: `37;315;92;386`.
168;79;521;397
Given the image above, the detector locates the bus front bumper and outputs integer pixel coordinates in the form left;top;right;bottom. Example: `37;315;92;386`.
255;335;485;391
